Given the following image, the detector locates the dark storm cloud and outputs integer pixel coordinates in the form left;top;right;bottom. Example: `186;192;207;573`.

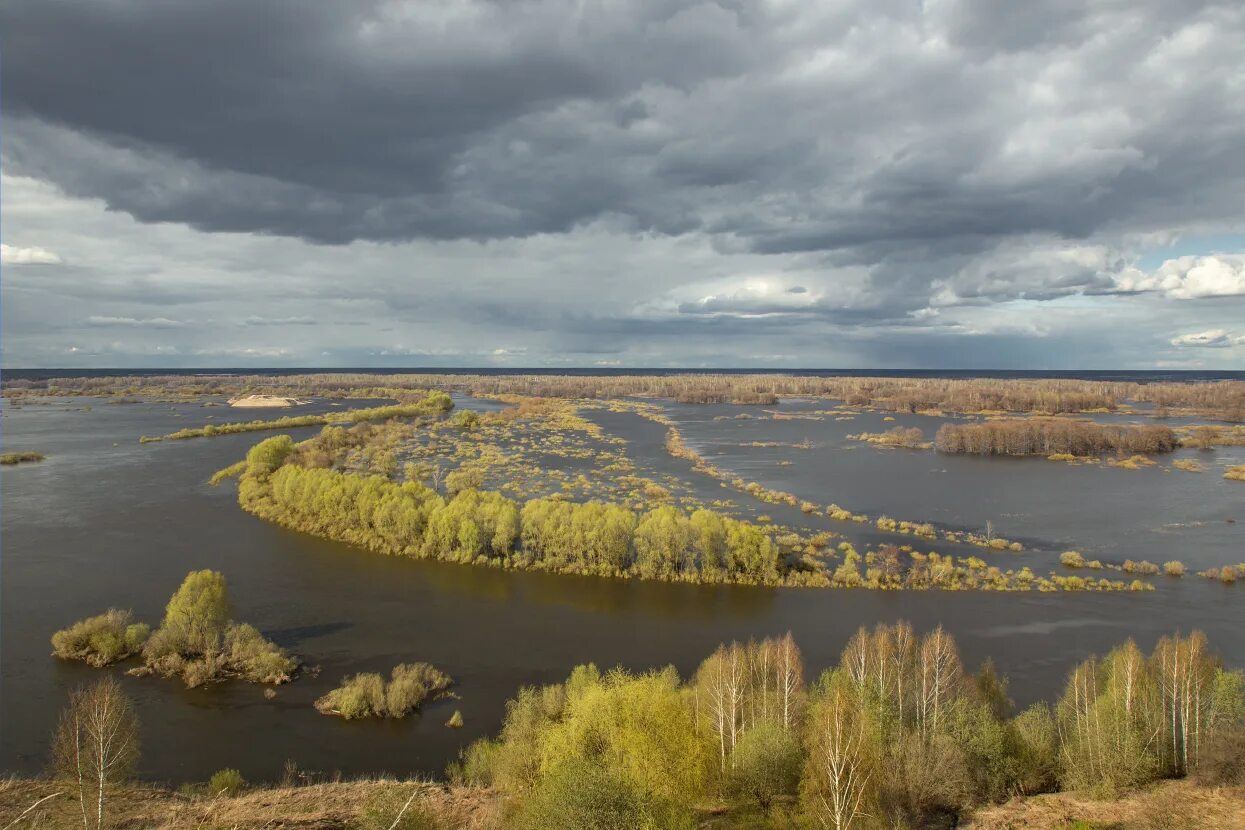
4;0;1245;369
5;0;1243;256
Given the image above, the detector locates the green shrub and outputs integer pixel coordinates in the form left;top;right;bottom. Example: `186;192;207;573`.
51;609;149;667
208;768;245;796
223;623;298;684
316;663;454;719
140;570;295;686
386;663;454;716
727;723;801;810
449;409;480;430
1060;551;1086;569
318;673;386;719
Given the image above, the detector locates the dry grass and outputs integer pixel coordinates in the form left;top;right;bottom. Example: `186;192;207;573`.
963;779;1245;830
0;777;503;830
4;776;1239;829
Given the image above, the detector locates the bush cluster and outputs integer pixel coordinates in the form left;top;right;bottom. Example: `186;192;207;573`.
51;609;150;667
315;663;454;719
54;570;296;687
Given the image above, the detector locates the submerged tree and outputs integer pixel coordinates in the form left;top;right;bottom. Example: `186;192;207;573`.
141;570;296;687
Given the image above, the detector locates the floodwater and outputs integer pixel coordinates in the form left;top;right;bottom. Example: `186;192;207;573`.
2;395;1242;784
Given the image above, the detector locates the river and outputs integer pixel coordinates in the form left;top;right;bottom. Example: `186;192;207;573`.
2;395;1242;783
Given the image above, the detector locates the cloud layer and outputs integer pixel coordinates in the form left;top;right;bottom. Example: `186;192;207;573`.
2;0;1245;368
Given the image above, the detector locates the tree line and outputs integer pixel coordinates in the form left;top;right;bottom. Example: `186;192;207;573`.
934;419;1179;456
455;626;1244;828
11;372;1244;421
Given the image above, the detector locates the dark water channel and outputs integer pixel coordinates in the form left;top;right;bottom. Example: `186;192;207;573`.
2;395;1242;784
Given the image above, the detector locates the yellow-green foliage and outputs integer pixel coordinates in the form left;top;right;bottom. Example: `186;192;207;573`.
1225;463;1245;482
460;663;706;828
208;768;245;796
229;423;1130;594
51;609;149;667
460;625;1245;830
847;426;930;449
520;499;637;575
208;460;246;485
238;437;781;586
140;570;296;687
1107;454;1158;470
1163;560;1185;577
315;663;453;719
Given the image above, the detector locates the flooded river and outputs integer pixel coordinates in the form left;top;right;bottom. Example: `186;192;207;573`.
2;395;1242;783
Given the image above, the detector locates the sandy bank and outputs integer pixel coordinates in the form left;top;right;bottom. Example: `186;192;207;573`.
228;394;311;408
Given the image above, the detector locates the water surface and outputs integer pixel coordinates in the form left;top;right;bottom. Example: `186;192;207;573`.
2;396;1242;783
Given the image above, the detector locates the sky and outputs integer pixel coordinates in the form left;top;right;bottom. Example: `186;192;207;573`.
2;0;1244;370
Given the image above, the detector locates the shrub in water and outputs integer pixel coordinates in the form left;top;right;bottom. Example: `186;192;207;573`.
1060;551;1086;569
316;663;454;719
51;609;150;667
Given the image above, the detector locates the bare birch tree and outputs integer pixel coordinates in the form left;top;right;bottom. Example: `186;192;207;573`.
694;642;746;772
51;677;140;830
916;626;962;741
1153;631;1216;775
803;674;877;830
774;632;805;731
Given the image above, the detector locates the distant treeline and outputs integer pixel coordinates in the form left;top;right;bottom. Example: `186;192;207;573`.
934;419;1179;456
140;393;453;442
456;625;1244;828
8;372;1244;420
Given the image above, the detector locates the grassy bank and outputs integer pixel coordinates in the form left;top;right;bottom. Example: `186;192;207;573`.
0;777;502;830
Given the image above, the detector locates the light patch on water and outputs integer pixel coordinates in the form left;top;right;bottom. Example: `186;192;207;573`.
982;619;1125;637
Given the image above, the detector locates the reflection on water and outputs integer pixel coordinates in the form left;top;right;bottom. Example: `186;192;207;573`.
2;396;1243;784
